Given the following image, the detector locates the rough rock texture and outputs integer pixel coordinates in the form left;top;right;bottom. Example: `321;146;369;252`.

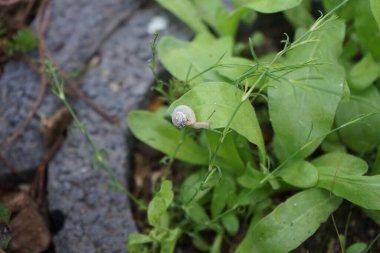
0;0;190;252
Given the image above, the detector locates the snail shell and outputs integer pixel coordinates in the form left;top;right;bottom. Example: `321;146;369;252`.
171;105;209;129
171;105;196;128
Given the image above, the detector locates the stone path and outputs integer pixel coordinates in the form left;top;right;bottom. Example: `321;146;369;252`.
0;0;190;252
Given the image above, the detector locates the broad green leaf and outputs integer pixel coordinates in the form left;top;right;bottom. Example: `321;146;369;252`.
284;0;314;29
318;173;380;210
234;186;272;207
169;82;266;162
221;213;240;236
268;19;346;161
211;174;236;218
160;228;181;253
158;34;233;84
156;0;209;34
206;131;245;174
192;0;245;37
148;180;174;227
348;54;380;91
370;0;380;30
128;111;208;165
354;0;380;60
278;160;318;188
312;152;368;176
236;188;342;253
242;0;302;13
346;242;367;253
335;86;380;155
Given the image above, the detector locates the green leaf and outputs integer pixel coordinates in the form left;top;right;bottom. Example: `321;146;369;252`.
192;0;245;37
128;111;208;165
346;242;367;253
127;233;152;246
0;203;10;224
278;160;318;188
243;0;302;13
335;86;380;155
158;34;233;84
211;173;236;218
317;173;380;210
284;0;314;29
221;213;240;236
312;152;368;176
160;228;181;253
370;0;380;31
210;231;223;253
156;0;209;34
183;202;210;225
206;131;245;174
348;54;380;91
236;188;342;253
180;170;209;204
268;19;346;161
354;0;380;60
237;166;265;189
364;209;380;226
169;82;266;162
148;180;174;227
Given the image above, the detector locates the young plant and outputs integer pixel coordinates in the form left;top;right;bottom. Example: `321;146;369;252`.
128;0;380;252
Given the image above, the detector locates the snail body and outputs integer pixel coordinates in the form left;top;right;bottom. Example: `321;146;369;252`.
171;105;209;129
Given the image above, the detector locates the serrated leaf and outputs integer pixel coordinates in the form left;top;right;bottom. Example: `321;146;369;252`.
312;152;368;176
148;180;174;227
268;19;346;161
128;111;208;165
169;82;266;162
278;160;318;188
236;188;342;253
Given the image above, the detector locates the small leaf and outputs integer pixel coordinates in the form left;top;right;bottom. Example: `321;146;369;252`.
128;111;208;165
370;0;380;31
156;0;209;34
236;188;342;253
183;202;210;225
211;173;236;218
0;203;10;225
221;213;240;236
127;233;152;246
348;54;380;91
237;166;265;189
160;228;181;253
346;242;367;253
278;160;318;188
180;171;209;204
317;173;380;210
243;0;303;13
169;82;266;162
148;180;174;227
312;152;368;176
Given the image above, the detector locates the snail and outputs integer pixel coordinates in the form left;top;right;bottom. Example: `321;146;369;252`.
171;105;209;129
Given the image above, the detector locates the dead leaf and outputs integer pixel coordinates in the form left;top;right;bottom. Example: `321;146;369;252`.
39;106;72;148
0;192;51;253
